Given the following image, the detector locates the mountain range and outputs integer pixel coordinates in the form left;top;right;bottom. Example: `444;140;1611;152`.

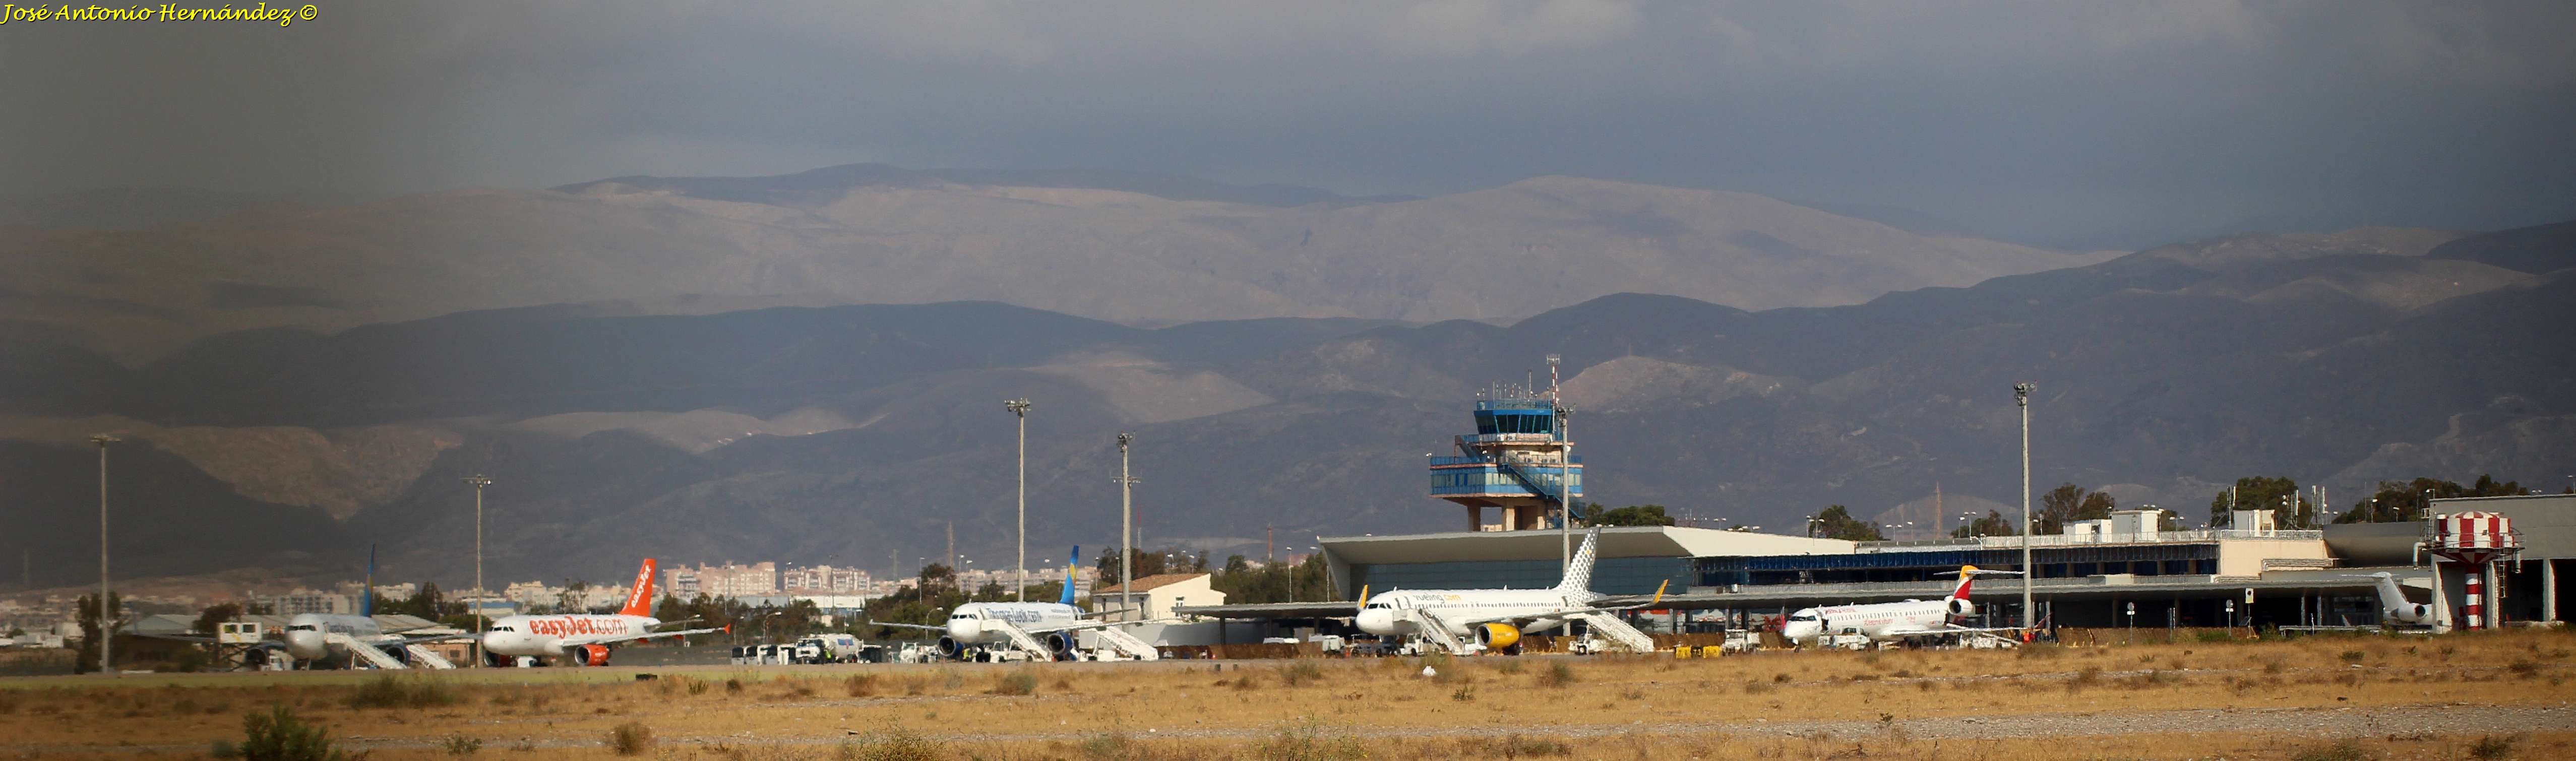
1;213;2566;592
1;165;2103;361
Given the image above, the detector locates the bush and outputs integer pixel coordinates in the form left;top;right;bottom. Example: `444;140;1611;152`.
846;727;945;761
1252;718;1365;761
441;734;484;756
992;671;1038;696
239;705;344;761
606;721;653;756
2469;734;2518;760
2291;740;2371;761
2196;630;2234;643
2338;650;2366;663
1492;735;1572;757
1536;661;1576;688
845;674;880;697
2065;666;2103;692
343;675;460;710
1279;661;1325;686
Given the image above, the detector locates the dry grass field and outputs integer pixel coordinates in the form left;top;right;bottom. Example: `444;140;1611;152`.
2;629;2571;760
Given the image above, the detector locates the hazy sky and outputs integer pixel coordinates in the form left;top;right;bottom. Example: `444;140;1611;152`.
5;1;2570;247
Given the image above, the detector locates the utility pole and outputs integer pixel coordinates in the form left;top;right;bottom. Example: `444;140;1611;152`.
1005;398;1031;601
461;474;493;667
1550;354;1573;574
946;522;956;590
1115;433;1140;621
90;433;117;675
2014;383;2035;631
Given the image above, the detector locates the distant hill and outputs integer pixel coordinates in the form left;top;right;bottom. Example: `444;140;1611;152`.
0;166;2103;360
1;221;2565;589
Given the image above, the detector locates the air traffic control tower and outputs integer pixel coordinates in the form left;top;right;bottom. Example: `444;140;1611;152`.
1429;359;1581;532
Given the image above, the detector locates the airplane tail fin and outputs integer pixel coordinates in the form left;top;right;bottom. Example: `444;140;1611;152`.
1950;565;1978;600
621;558;657;617
1060;546;1081;606
1554;528;1605;596
2367;573;2410;612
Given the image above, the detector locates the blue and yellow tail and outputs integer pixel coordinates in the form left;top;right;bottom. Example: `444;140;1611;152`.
1059;546;1081;606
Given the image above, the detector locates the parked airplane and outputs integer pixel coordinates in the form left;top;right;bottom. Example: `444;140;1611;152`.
1781;565;2022;647
2347;571;2439;628
148;547;466;668
1352;528;1667;654
479;558;722;666
871;547;1145;660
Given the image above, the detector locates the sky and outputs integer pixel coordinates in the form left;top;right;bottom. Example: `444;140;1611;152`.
4;1;2571;248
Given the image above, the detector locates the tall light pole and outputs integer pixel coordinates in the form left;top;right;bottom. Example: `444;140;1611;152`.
461;474;493;667
2014;382;2035;631
1555;401;1575;574
1114;433;1140;621
1005;399;1031;601
90;433;117;675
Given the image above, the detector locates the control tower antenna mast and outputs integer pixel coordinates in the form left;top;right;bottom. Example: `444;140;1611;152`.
1547;355;1561;402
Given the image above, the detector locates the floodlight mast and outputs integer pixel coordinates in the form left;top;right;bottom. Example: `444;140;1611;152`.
2014;383;2035;631
1113;433;1141;621
462;474;494;667
1005;399;1031;602
90;433;118;675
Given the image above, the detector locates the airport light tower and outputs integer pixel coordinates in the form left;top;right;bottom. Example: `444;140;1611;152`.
2014;382;2035;631
90;433;117;675
461;474;493;667
1113;433;1140;621
1005;398;1031;601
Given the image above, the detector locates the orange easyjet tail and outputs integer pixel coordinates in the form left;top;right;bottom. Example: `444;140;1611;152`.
621;558;658;617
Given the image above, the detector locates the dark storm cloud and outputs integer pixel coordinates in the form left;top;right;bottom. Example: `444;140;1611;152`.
4;1;2570;246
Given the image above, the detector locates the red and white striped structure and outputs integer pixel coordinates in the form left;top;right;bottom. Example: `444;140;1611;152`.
2426;512;2522;630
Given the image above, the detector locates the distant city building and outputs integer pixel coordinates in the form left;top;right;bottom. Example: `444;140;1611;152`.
267;589;355;616
781;564;870;594
664;561;777;599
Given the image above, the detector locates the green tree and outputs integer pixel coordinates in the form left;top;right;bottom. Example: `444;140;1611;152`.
194;602;244;636
2334;474;2528;524
1811;505;1884;541
1589;504;1676;527
2210;476;2316;528
1949;510;2015;538
76;591;125;674
2035;483;2117;535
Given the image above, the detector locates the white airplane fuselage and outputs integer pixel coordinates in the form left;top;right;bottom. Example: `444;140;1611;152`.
943;602;1085;645
280;613;388;661
482;614;664;661
1353;589;1585;639
1782;599;1958;646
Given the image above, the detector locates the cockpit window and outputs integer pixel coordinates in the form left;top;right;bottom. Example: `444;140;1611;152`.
287;624;319;631
1788;614;1819;622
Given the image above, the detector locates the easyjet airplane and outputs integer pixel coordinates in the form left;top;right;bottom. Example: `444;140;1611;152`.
480;558;723;666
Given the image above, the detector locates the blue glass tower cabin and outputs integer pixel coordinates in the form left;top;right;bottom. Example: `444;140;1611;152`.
1429;386;1582;532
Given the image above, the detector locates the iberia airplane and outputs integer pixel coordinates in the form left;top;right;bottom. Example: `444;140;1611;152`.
1781;565;2022;647
480;558;723;666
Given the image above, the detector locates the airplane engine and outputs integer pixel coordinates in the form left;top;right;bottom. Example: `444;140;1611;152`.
937;636;966;659
1475;622;1521;651
575;644;612;667
1046;632;1078;660
2394;603;2431;623
1945;598;1976;617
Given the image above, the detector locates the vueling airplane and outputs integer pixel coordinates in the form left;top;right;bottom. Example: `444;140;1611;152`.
872;547;1129;660
479;558;723;666
1352;528;1667;654
1782;565;2022;647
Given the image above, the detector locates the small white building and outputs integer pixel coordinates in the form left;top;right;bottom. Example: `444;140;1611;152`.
1091;573;1227;622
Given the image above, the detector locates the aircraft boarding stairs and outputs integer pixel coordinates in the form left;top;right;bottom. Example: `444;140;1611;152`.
987;621;1059;662
326;633;408;669
1565;612;1655;653
1403;609;1478;655
1093;626;1161;660
404;644;460;668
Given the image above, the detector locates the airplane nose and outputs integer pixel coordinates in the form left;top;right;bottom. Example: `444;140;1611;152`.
1355;609;1394;635
286;631;324;659
949;619;981;641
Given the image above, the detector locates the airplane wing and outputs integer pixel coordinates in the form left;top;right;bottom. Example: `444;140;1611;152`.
558;626;724;647
865;620;947;632
1449;581;1673;625
136;633;221;644
1021;617;1174;634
